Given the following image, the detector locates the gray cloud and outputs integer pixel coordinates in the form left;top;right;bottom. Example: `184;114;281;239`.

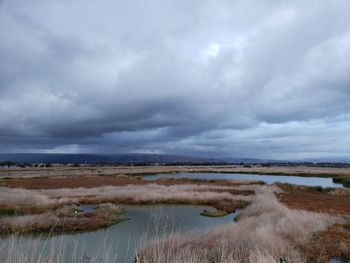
0;0;350;158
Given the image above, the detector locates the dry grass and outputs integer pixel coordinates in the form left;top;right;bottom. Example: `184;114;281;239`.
277;183;350;215
304;223;350;262
0;235;118;263
0;184;251;233
274;182;350;261
0;175;263;189
2;164;350;180
137;186;344;263
1;182;349;262
0;203;124;234
0;184;249;206
41;184;249;203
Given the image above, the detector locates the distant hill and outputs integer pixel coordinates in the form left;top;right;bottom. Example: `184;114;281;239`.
0;153;349;165
0;153;216;164
295;157;350;164
219;157;284;164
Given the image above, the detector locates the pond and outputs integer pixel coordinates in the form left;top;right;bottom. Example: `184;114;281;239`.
1;205;239;262
144;172;345;188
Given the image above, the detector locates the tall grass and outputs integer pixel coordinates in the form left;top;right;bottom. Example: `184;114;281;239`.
137;186;342;263
0;235;121;263
0;183;251;234
0;204;123;234
0;184;253;212
0;185;345;262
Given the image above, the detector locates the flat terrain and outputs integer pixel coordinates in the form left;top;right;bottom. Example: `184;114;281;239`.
277;183;350;215
0;175;262;189
1;165;349;262
1;164;350;178
1;164;349;188
276;184;350;262
0;177;254;234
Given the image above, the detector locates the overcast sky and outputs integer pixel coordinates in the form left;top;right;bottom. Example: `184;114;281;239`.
0;0;350;159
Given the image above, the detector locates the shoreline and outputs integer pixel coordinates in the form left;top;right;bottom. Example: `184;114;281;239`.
0;175;349;262
1;164;350;188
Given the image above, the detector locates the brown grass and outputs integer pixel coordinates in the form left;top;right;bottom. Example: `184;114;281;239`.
0;181;349;262
41;184;251;212
304;223;350;262
277;183;350;215
0;235;117;263
137;186;343;263
274;184;350;262
0;175;262;189
1;164;350;180
0;183;253;233
0;204;124;234
0;178;256;214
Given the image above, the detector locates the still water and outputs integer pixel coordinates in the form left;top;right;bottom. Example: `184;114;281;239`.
329;257;350;263
145;172;345;188
3;205;239;262
2;173;345;262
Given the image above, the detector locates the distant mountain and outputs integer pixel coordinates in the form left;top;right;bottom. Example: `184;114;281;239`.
294;157;350;164
0;153;216;164
219;157;284;164
0;153;109;164
1;153;348;165
222;157;350;164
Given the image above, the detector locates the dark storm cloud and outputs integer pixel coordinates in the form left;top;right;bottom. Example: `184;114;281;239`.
0;0;350;158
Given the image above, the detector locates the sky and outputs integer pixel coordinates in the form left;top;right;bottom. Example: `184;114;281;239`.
0;0;350;159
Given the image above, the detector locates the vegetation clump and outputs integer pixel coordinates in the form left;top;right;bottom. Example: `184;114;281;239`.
0;203;125;234
200;209;227;217
0;209;21;217
137;186;344;263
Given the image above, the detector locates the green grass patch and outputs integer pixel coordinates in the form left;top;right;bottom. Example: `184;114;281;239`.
312;186;335;193
0;208;21;217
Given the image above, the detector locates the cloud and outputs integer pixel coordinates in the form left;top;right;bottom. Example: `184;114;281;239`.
0;0;350;158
